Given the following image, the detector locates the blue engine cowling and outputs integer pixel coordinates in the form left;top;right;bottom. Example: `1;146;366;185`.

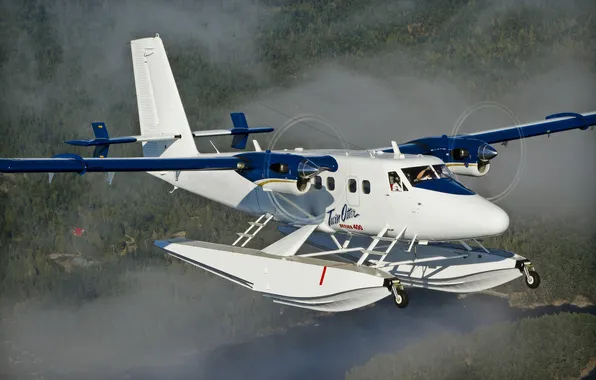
402;135;498;177
234;150;338;195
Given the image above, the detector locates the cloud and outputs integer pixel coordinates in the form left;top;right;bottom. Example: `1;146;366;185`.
1;266;313;378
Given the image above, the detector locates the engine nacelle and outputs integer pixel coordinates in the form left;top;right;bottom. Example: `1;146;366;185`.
403;136;498;178
259;178;311;196
449;161;491;177
235;151;338;192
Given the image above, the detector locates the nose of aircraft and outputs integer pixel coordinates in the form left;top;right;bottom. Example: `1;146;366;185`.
417;193;510;240
481;200;510;236
458;196;510;238
402;190;511;240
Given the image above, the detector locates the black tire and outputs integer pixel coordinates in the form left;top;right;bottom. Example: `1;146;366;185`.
525;271;540;289
393;288;409;308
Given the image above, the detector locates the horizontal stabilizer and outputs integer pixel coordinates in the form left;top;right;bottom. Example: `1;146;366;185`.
65;121;181;184
68;122;114;158
190;128;273;138
65;134;181;147
191;113;274;150
66;137;137;147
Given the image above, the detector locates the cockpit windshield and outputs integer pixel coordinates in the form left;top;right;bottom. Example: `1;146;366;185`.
400;164;475;195
401;165;439;186
432;164;455;179
401;164;456;186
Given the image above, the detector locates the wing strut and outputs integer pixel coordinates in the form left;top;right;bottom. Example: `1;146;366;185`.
262;224;318;257
356;226;389;265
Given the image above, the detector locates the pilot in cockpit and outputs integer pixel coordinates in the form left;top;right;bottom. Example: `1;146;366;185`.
416;166;434;182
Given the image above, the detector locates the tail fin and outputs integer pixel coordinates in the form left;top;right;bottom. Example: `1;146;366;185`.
131;34;198;157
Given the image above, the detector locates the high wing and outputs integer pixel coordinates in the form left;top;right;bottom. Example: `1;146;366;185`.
379;110;596;153
0;150;338;186
464;111;596;144
375;110;595;177
0;155;244;174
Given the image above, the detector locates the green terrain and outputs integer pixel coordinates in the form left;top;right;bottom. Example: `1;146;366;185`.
0;0;595;378
486;216;596;309
346;313;596;380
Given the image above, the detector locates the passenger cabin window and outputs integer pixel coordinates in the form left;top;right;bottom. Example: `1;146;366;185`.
401;165;439;186
327;177;335;191
388;171;404;192
362;180;371;194
348;179;357;193
314;176;322;190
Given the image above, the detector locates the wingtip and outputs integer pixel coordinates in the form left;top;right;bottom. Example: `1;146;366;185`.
154;240;170;249
154;237;188;248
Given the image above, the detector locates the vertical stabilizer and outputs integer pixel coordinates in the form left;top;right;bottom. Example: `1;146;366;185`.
131;34;198;157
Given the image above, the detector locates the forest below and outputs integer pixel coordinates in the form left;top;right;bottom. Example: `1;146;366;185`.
346;313;596;380
0;0;595;378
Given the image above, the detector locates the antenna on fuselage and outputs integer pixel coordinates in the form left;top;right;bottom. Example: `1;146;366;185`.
391;141;405;159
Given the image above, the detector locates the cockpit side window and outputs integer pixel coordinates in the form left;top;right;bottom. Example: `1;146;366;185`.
388;171;403;192
401;165;438;186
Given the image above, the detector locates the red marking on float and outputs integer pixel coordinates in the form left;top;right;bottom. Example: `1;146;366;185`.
319;266;327;285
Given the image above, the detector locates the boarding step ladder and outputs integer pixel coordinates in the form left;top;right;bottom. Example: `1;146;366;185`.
356;226;406;267
233;214;273;247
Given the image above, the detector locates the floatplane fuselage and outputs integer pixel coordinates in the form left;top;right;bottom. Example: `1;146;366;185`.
152;150;510;242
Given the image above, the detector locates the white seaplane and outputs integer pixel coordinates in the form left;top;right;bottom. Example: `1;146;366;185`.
2;35;595;312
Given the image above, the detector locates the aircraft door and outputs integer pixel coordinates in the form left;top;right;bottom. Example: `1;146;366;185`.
346;177;360;206
384;170;415;232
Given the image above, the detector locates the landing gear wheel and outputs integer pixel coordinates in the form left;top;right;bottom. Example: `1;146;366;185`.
525;271;540;289
393;288;409;309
